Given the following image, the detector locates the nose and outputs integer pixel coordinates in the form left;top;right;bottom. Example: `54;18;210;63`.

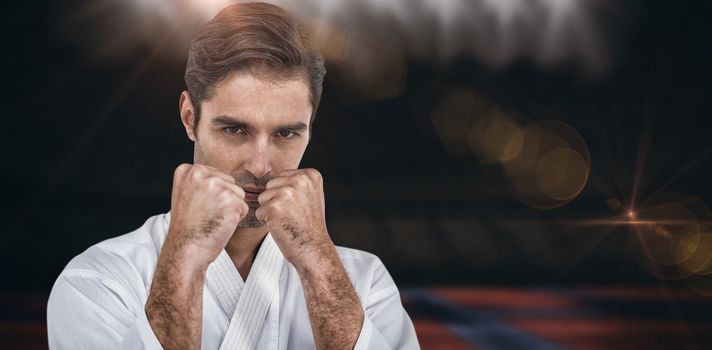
243;138;272;179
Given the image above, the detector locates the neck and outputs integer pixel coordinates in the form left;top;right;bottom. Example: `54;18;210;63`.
225;226;269;280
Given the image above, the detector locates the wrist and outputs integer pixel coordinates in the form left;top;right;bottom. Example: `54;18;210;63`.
166;225;218;261
158;237;211;278
293;241;341;278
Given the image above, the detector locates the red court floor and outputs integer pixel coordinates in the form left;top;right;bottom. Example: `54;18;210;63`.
3;287;712;349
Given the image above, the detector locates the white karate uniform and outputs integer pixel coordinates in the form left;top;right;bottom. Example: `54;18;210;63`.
47;212;419;349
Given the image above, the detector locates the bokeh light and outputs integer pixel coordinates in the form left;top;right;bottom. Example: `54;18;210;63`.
430;88;496;157
431;89;591;210
678;232;712;275
467;108;524;163
304;19;351;62
502;120;591;209
320;28;409;104
304;18;409;103
625;192;712;294
606;197;623;210
535;147;588;201
631;201;700;266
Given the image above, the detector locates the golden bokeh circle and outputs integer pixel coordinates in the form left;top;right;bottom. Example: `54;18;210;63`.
431;88;495;156
629;192;712;284
467;108;524;163
633;202;700;266
677;231;712;274
502;120;590;209
535;148;589;201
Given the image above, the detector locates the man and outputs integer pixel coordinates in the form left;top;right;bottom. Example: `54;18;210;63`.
47;2;419;349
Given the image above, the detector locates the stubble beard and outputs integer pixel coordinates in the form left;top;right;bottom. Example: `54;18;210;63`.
193;141;270;229
238;200;264;228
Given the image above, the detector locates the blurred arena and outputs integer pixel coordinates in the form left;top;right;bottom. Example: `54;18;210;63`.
2;0;712;348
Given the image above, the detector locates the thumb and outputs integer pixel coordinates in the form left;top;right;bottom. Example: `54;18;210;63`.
254;205;268;225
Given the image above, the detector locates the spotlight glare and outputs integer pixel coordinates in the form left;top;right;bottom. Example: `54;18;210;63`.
628;210;636;220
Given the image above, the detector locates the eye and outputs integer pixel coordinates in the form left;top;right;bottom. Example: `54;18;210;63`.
277;130;297;139
224;126;244;135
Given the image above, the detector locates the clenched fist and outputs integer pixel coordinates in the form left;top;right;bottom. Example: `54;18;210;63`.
255;168;332;268
166;163;249;267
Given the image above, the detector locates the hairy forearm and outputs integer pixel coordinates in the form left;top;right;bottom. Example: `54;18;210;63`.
146;242;206;350
298;245;364;350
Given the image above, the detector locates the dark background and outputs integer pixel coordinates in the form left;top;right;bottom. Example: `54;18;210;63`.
2;0;712;295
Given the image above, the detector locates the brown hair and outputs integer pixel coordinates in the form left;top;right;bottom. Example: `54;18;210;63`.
184;2;326;131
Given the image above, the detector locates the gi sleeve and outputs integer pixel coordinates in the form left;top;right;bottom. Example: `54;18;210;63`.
352;258;420;350
47;268;164;350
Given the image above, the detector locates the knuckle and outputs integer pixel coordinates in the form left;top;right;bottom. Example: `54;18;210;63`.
219;197;234;208
282;187;294;198
175;163;191;176
233;187;245;198
191;167;205;179
219;190;234;201
206;177;222;189
305;168;321;180
296;175;308;188
261;201;275;212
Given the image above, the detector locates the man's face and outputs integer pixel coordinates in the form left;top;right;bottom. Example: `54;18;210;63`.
182;73;313;228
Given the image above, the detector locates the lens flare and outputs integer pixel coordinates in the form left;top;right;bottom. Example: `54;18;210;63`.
606;197;622;210
624;192;712;287
631;202;700;266
467;108;524;163
324;29;408;103
430;88;496;156
535;147;589;201
304;18;410;103
678;232;712;275
502;120;590;209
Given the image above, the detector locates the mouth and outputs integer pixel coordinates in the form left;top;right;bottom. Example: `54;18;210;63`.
244;187;265;201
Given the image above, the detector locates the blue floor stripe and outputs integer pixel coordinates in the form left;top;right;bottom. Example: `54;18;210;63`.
404;289;565;350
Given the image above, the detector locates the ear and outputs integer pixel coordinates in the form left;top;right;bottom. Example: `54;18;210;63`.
179;91;197;141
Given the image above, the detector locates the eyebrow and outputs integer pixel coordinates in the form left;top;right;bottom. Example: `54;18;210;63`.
210;115;308;133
